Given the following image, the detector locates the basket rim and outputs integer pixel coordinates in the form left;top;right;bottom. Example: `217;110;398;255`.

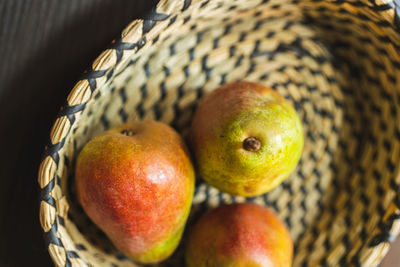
37;0;400;266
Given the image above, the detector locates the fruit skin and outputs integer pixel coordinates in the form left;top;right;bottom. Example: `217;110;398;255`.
189;81;303;196
75;121;195;263
185;203;293;267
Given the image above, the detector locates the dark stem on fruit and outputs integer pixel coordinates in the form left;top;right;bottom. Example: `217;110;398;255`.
121;129;135;136
243;136;261;152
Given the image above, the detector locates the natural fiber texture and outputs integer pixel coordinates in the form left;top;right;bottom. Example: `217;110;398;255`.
38;0;400;266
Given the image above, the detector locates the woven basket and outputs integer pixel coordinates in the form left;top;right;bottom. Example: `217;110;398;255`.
38;0;400;266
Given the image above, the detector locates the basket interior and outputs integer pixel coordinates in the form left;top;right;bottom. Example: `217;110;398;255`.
45;0;400;266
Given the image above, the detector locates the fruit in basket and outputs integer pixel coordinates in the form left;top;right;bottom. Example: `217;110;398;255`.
75;121;195;264
185;203;293;267
189;81;303;196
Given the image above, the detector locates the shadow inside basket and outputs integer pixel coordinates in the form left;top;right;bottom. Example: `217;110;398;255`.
61;1;400;266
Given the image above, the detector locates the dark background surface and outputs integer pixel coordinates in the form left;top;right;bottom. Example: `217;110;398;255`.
0;0;398;266
0;1;157;266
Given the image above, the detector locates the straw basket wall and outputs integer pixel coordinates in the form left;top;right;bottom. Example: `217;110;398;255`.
38;0;400;266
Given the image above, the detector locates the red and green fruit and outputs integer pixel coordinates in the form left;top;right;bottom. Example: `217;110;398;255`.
75;121;195;263
185;203;293;267
189;81;303;196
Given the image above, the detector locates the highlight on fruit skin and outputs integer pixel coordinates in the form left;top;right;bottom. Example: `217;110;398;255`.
75;120;195;264
185;203;293;267
189;81;304;196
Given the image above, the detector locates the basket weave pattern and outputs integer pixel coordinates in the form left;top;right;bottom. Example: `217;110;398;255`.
38;0;400;266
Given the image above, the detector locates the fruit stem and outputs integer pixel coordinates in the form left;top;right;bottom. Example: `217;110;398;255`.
243;137;261;152
121;129;135;136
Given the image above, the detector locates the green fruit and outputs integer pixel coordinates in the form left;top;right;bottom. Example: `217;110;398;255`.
75;121;195;263
185;203;293;267
189;81;303;196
